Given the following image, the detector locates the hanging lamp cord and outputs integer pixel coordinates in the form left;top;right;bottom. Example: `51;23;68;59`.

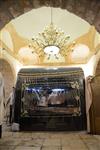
50;0;53;24
51;6;53;24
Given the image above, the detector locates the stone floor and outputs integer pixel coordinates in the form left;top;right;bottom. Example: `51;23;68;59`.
1;126;100;150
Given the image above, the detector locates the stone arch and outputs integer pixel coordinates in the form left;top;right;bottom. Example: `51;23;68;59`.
0;59;15;102
0;0;100;33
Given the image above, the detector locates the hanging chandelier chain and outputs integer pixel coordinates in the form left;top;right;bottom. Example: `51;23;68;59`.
51;6;53;24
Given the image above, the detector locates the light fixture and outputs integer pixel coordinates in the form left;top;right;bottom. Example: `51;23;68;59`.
44;45;60;55
30;7;71;60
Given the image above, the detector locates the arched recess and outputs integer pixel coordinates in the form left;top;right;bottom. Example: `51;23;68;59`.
0;59;15;102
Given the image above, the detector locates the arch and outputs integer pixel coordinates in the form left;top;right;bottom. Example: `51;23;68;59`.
0;0;100;33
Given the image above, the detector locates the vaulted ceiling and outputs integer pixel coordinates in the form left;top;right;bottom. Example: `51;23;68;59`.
0;0;100;32
0;6;100;66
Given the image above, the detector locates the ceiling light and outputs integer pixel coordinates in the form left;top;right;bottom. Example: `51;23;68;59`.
44;45;60;55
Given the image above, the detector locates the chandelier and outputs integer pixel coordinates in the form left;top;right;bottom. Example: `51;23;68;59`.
29;7;76;60
30;23;70;58
31;23;70;56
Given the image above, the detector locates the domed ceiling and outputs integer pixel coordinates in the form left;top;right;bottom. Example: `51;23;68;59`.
0;6;100;66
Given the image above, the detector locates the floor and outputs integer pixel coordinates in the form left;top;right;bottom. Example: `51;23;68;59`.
1;126;100;150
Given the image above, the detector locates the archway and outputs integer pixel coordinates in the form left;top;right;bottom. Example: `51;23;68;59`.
0;59;14;102
0;0;100;33
0;1;99;133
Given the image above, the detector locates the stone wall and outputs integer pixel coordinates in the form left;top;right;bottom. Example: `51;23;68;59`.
0;0;100;32
0;59;14;102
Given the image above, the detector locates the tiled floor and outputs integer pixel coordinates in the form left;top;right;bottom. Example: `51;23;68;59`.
0;127;100;150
